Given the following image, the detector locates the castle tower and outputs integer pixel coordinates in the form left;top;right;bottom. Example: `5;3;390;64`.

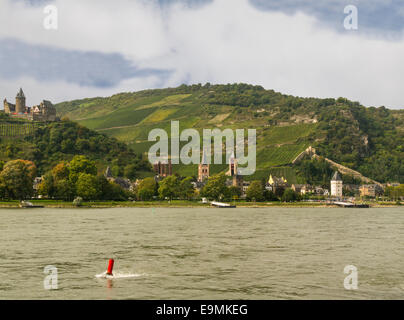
3;98;8;113
198;149;210;182
15;88;26;114
331;171;343;198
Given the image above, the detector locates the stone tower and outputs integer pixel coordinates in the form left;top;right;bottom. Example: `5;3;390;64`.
198;149;210;182
331;171;343;198
15;88;26;114
3;98;9;113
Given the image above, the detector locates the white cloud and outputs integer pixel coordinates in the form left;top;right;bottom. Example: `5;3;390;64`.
1;0;404;108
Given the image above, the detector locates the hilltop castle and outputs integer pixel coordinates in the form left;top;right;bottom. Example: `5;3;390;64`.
3;88;58;122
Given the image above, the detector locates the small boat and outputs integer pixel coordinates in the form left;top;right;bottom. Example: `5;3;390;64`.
210;201;236;208
333;201;369;208
19;201;44;208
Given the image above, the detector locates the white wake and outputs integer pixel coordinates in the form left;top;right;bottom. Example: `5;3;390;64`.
95;271;145;279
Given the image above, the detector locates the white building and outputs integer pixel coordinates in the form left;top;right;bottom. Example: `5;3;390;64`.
331;171;343;198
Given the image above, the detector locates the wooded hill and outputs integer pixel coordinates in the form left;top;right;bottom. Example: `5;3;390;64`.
54;83;404;184
0;113;151;177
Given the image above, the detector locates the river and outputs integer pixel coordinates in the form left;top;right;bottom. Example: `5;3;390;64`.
0;207;403;299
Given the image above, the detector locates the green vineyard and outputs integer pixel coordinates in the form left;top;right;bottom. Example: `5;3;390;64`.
0;123;36;137
257;143;309;168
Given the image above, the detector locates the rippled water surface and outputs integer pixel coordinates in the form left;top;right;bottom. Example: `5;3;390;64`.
0;207;403;299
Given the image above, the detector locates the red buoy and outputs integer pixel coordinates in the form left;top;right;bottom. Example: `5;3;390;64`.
106;259;114;275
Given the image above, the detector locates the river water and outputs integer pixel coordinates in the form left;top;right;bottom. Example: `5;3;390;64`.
0;207;403;300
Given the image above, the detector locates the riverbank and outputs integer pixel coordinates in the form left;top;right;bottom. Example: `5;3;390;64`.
0;200;400;208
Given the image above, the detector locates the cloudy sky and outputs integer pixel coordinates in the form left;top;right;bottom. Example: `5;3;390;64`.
0;0;403;108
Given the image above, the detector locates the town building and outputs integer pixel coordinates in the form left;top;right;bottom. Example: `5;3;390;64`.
241;181;251;197
292;184;329;196
344;184;360;195
104;166;132;190
33;177;43;197
268;175;289;194
300;184;314;194
331;171;343;198
192;180;206;193
359;184;383;198
153;159;172;177
291;184;305;194
3;88;58;121
313;186;329;196
264;183;273;192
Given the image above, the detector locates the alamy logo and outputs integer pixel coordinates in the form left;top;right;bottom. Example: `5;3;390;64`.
44;265;58;290
344;265;358;290
43;5;58;30
344;5;358;30
148;121;256;175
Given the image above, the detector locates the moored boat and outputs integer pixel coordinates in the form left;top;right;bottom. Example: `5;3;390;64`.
210;201;236;208
19;201;44;208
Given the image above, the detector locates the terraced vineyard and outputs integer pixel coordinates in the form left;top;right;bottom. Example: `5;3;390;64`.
257;143;310;168
55;83;404;183
0;122;36;137
55;88;319;179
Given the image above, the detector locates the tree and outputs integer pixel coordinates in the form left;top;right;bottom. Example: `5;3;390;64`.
61;139;75;153
264;189;279;201
158;176;178;200
54;179;75;201
0;160;37;200
179;177;195;200
201;173;229;201
76;173;100;200
69;155;97;182
124;164;138;180
281;188;300;202
111;165;122;177
246;181;265;201
38;161;74;200
228;185;241;199
384;185;404;200
107;181;129;201
52;161;70;180
137;177;157;201
37;172;55;198
97;175;128;200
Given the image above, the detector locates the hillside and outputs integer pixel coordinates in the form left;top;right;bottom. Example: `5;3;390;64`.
56;83;404;183
0;114;151;177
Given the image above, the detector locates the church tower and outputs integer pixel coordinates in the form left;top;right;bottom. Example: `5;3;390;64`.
15;88;26;114
198;149;210;182
227;152;238;176
227;152;243;188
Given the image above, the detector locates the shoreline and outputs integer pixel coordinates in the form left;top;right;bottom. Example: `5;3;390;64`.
0;200;400;209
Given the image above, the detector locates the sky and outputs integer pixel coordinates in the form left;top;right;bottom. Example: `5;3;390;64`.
0;0;403;109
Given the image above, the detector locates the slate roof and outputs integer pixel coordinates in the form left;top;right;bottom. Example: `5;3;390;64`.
331;171;342;181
